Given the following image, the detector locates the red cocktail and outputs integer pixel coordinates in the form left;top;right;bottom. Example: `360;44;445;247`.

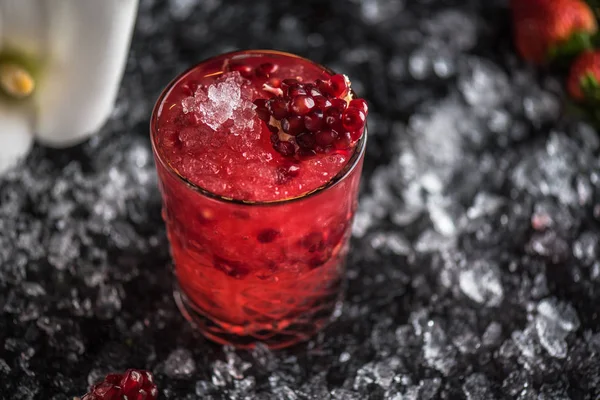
150;50;367;348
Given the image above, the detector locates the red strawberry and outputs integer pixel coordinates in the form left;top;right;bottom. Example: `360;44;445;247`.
82;369;158;400
511;0;598;64
567;50;600;100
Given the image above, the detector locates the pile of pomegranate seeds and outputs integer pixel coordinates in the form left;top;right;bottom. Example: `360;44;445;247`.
81;369;158;400
228;60;367;158
255;75;368;157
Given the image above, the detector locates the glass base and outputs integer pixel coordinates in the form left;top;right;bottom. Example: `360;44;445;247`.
173;280;344;350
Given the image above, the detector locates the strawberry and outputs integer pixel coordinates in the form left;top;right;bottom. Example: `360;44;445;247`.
511;0;598;64
567;50;600;100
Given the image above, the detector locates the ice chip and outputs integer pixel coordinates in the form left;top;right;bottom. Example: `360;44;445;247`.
359;0;404;24
459;260;504;306
535;314;568;359
422;321;458;375
204;78;242;130
462;373;495;400
426;10;478;51
183;72;256;132
537;299;580;332
459;57;510;109
181;96;198;114
164;348;196;378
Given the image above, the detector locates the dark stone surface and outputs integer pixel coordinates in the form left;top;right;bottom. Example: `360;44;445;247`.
2;0;600;398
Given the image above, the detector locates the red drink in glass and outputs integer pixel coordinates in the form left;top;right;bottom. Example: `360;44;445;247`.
150;50;366;348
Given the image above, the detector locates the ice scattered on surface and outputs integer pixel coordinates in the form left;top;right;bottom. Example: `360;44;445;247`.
356;0;404;24
164;348;196;378
458;260;504;307
422;321;458;376
535;298;580;359
2;0;600;398
425;10;478;51
459;58;510;110
463;373;495;400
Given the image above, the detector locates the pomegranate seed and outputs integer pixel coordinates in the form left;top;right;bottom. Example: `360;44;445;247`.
143;371;154;384
288;85;307;97
313;95;332;109
256;62;278;77
330;74;349;97
268;98;289;119
296;131;316;150
229;63;254;78
304;109;324;131
304;84;321;97
120;370;143;397
214;256;250;278
315;129;338;146
82;369;158;400
281;79;298;92
316;79;333;96
253;99;270;121
335;131;353;149
274;140;296;156
324;108;342;127
342;108;366;132
290;95;315;115
348;98;368;114
281;115;305;135
134;390;148;400
276;164;300;184
92;382;118;397
270;132;280;144
330;98;347;111
104;374;122;385
349;129;363;141
301;231;326;252
257;229;281;243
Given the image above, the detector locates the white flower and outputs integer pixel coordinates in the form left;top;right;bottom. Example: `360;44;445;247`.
0;0;139;174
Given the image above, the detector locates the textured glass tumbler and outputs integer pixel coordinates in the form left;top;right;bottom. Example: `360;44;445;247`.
150;51;366;349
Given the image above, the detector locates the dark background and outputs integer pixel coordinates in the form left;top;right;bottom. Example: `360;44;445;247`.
1;0;600;398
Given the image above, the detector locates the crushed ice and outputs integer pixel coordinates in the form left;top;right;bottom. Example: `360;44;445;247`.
182;71;256;133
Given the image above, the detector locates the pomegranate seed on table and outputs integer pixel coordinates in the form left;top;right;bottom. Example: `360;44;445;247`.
81;369;158;400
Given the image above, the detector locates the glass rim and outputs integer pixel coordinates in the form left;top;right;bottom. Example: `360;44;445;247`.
149;49;367;207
